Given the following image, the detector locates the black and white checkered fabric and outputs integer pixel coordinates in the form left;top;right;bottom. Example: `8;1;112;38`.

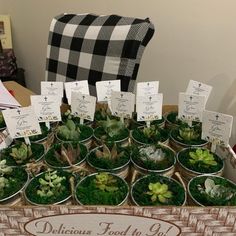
45;13;155;96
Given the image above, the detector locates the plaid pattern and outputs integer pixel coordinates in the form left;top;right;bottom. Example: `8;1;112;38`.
45;13;155;96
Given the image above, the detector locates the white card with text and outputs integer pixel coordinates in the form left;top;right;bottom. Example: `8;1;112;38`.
186;80;212;103
71;92;96;121
136;81;159;97
0;129;13;150
2;106;41;138
202;110;233;146
96;80;121;102
30;95;62;122
65;81;90;105
111;91;135;119
41;81;64;98
136;94;163;121
178;93;206;122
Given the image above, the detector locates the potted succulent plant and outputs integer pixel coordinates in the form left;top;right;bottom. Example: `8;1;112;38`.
164;111;183;130
56;119;93;149
87;143;130;178
0;112;6;131
24;169;73;205
94;103;114;124
188;175;236;206
131;174;186;206
75;172;129;206
44;142;87;169
177;148;224;181
131;125;169;146
0;159;29;204
131;144;176;178
94;117;129;146
0;142;44;166
170;123;208;152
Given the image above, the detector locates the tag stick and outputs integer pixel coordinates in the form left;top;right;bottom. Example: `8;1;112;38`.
146;121;151;128
187;117;192;127
45;122;50;130
80;118;84;125
24;137;31;146
210;138;218;153
120;116;124;123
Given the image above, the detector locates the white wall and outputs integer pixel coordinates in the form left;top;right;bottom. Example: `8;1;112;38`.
1;0;236;145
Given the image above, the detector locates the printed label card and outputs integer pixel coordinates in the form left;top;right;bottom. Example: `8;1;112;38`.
136;94;163;122
178;93;206;124
202;110;233;152
65;81;90;105
2;107;41;140
111;91;135;119
71;92;96;122
136;81;159;97
30;95;62;123
186;80;212;103
41;81;64;98
96;80;121;102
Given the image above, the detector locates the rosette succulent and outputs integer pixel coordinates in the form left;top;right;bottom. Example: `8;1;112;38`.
10;142;32;164
189;149;217;166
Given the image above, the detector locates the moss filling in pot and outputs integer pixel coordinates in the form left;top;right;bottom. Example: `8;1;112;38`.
94;117;129;143
131;144;175;171
178;148;223;174
132;125;169;144
189;175;236;206
87;143;130;170
0;112;6;130
24;170;72;205
57;120;93;142
166;112;182;126
0;160;28;201
171;123;206;145
0;142;44;166
45;142;87;168
131;174;185;206
76;172;128;205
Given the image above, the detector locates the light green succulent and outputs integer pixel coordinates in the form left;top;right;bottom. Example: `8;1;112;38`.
146;182;173;203
58;120;81;140
142;126;161;139
189;149;217;166
94;173;118;192
0;160;12;196
179;126;200;141
37;170;66;198
10;143;32;164
0;160;12;176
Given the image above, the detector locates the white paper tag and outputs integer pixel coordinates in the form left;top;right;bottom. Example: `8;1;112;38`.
2;106;41;139
41;81;64;98
186;80;212;103
202;110;233;147
96;80;121;102
30;95;62;122
71;92;96;121
178;93;206;122
0;129;13;150
136;81;159;97
136;94;163;122
111;91;135;119
65;81;90;105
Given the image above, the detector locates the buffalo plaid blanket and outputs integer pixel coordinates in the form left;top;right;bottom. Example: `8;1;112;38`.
45;13;155;95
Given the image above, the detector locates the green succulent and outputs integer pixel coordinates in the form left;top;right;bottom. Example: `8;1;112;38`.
37;170;66;198
142;125;161;139
94;173;118;192
10;143;32;164
95;143;124;160
146;182;173;203
0;160;12;176
58;120;81;141
189;149;217;166
95;103;112;121
100;117;125;138
178;125;200;141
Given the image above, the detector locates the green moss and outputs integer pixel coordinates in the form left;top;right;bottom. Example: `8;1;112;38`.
0;167;28;201
87;145;130;170
25;170;72;205
132;126;169;144
131;144;175;171
189;176;236;206
132;174;185;206
45;142;87;168
178;148;224;174
76;173;128;205
0;142;44;166
0;112;6;130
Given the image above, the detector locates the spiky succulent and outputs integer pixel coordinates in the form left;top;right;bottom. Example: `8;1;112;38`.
189;149;217;166
94;173;118;192
95;144;124;160
146;182;173;203
10;143;32;164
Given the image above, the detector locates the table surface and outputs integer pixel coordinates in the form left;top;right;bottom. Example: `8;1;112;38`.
3;81;35;107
